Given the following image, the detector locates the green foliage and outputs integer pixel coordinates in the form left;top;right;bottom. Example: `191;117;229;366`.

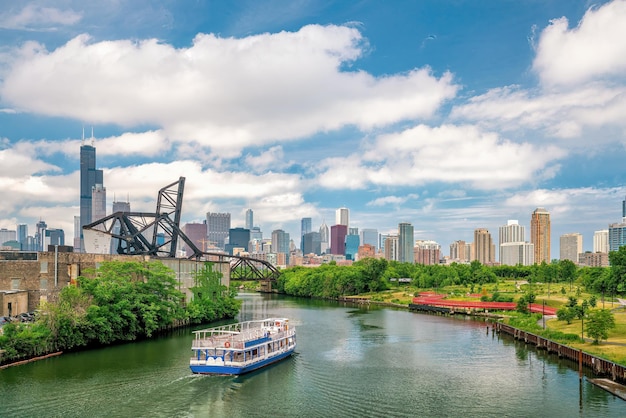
509;313;542;331
609;246;626;294
557;306;576;324
1;260;240;365
585;309;616;344
187;262;241;324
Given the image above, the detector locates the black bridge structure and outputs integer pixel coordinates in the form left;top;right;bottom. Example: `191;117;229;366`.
82;177;281;284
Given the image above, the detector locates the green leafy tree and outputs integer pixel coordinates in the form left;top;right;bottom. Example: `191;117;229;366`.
559;259;577;292
609;246;626;294
188;262;240;324
556;306;576;324
585;309;616;344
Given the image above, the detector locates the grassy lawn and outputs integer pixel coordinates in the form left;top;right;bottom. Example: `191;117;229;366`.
357;280;626;366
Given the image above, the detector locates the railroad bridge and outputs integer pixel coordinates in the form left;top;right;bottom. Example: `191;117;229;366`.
82;177;280;290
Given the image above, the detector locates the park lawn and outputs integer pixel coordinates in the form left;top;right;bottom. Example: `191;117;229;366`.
546;310;626;365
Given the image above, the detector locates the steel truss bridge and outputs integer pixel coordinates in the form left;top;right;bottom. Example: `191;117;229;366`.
82;177;280;284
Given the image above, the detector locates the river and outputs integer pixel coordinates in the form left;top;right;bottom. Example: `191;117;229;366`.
0;293;624;417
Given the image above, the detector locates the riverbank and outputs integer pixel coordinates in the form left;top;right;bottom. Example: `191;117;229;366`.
0;351;63;369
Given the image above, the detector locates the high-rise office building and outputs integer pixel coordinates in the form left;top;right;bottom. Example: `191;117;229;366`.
36;220;47;251
17;224;27;250
80;135;103;251
330;224;347;255
609;221;626;252
360;228;379;251
245;209;254;230
44;228;65;248
206;212;231;250
112;200;131;213
531;207;551;264
271;229;290;264
450;240;471;263
226;228;251;255
345;233;360;261
335;207;349;227
474;228;495;265
300;217;312;252
560;233;583;262
250;226;263;242
302;231;321;255
0;228;16;245
92;183;107;222
593;230;609;253
182;222;208;252
623;195;626;218
319;220;329;254
398;222;414;263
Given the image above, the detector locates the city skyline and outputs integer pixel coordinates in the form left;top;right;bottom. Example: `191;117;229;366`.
0;1;625;258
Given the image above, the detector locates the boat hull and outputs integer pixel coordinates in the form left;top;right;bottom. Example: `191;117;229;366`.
190;346;295;375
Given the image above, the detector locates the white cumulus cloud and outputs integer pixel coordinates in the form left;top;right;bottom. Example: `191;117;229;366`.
533;0;626;87
0;25;458;158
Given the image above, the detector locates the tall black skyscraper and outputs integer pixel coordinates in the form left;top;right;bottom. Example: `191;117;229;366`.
79;132;103;250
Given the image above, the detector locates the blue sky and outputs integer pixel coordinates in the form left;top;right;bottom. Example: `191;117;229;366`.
0;0;625;258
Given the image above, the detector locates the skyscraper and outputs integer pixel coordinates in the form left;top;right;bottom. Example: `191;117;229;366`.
623;195;626;218
414;240;441;265
608;222;626;252
398;222;414;263
498;220;525;263
560;233;583;262
345;233;360;261
92;183;107;222
112;200;131;213
531;208;551;264
302;231;321;255
206;212;231;250
0;228;16;246
593;230;609;253
36;220;47;251
474;228;495;265
300;217;312;252
80;135;103;251
335;207;349;227
384;235;399;261
226;227;251;255
449;240;469;262
45;228;65;247
17;224;28;250
271;229;290;264
360;228;379;252
245;209;254;230
330;224;347;255
319;220;329;254
500;242;534;266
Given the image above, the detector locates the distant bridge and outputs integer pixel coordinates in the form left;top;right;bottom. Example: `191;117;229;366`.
82;177;281;287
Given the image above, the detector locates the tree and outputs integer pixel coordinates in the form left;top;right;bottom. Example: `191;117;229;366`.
559;259;577;292
585;309;616;344
609;246;626;294
188;262;240;324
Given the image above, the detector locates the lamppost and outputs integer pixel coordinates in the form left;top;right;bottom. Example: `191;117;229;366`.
542;299;546;330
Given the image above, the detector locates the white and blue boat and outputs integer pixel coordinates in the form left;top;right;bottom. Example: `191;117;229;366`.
190;318;296;375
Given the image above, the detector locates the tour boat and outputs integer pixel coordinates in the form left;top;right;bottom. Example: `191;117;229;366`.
189;318;296;375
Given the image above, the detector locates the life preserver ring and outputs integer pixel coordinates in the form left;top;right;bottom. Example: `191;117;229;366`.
224;341;231;348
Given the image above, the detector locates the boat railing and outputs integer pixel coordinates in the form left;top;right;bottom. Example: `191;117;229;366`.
192;322;295;349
